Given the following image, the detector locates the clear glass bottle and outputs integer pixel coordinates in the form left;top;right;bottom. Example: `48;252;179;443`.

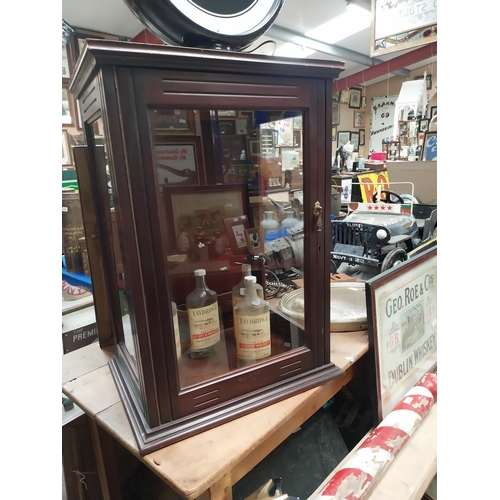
260;210;279;241
281;210;299;230
232;264;263;335
186;269;221;358
234;275;271;366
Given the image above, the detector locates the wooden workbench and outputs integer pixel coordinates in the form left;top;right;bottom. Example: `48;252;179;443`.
62;331;369;500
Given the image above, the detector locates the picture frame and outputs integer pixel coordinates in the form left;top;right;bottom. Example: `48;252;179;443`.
359;129;365;146
293;115;303;130
293;130;301;148
62;82;77;128
332;91;340;102
150;109;197;135
223;215;250;255
337;131;350;146
218;119;236;135
160;183;249;254
340;89;350;105
414;74;432;90
348;87;362;109
418;118;429;133
220;134;247;162
217;110;237;117
248;138;260;157
365;246;437;422
62;130;72;166
350;131;360;152
430;106;437;119
332;126;337;141
154;135;204;185
236;118;248;135
244;227;264;255
420;132;437;161
353;110;365;128
238;110;253;120
332;103;340;125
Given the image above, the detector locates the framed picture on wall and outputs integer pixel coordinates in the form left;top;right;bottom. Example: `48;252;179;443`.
332;126;337;141
359;129;365;146
332;91;340;102
348;87;362;109
418;119;429;133
353;110;365;128
350;131;360;152
421;132;437;161
430;106;437;118
337;131;350;146
340;89;350;105
332;103;340;125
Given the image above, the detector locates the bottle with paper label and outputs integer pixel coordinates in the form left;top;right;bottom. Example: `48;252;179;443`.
234;275;271;366
186;269;220;358
232;264;263;335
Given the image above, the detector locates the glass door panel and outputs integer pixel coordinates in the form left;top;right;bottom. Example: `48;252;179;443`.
149;108;307;389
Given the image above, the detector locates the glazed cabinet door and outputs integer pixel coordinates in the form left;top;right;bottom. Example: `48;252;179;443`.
109;67;333;418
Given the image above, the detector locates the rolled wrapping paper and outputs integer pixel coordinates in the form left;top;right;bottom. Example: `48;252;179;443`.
313;372;437;500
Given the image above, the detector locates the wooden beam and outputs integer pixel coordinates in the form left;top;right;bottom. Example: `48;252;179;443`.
333;42;437;91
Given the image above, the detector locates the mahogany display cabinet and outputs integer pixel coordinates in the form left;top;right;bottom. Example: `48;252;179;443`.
70;39;345;454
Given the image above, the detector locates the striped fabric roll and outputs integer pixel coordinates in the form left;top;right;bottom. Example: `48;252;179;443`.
314;372;437;500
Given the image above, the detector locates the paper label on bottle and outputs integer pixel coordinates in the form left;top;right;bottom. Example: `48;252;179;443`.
188;302;220;349
236;313;271;360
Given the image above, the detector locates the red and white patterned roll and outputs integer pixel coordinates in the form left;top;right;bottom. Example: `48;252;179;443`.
314;372;437;500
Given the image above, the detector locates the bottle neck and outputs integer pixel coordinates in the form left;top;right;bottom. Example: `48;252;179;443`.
194;275;207;290
244;282;260;300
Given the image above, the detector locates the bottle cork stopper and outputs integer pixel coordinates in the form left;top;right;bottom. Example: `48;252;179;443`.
194;269;206;277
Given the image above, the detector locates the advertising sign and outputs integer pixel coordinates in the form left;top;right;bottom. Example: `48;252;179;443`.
366;246;437;420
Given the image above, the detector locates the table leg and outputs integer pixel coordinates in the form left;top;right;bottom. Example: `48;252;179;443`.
89;418;123;500
207;473;232;500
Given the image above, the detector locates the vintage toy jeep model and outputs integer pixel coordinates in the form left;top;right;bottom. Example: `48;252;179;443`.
331;185;437;273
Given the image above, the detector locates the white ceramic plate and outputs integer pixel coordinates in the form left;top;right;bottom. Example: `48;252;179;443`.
278;282;367;332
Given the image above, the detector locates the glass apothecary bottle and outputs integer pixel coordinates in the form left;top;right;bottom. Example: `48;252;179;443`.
234;276;271;367
186;269;220;359
281;210;299;231
260;211;279;241
231;264;264;334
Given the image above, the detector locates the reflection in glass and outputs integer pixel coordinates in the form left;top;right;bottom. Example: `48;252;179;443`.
92;117;138;364
150;109;305;389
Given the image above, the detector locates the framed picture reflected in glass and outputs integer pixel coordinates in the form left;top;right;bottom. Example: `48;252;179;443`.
151;109;197;135
154;135;204;185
